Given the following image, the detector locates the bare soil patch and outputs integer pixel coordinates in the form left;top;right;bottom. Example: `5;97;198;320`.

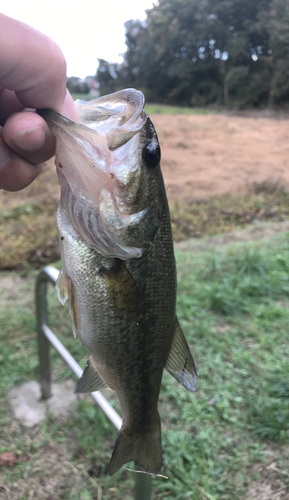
2;113;289;209
154;114;289;200
1;113;289;269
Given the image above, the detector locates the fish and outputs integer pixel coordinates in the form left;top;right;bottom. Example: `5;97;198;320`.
37;89;197;476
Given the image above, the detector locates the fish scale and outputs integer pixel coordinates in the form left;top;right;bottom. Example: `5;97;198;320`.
57;200;174;439
37;89;197;475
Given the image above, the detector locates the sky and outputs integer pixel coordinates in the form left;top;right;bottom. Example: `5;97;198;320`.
0;0;155;78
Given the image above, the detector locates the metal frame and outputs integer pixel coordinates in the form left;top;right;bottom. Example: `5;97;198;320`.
35;266;152;500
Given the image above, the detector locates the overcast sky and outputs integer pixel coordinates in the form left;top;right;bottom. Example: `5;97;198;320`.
0;0;154;78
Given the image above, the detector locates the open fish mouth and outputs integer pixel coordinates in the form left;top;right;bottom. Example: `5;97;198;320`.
75;88;146;150
37;89;150;259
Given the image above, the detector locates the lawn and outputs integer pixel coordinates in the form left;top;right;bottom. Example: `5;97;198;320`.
70;93;214;115
0;230;289;499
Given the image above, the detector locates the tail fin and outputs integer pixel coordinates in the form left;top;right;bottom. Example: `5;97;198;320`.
107;423;162;476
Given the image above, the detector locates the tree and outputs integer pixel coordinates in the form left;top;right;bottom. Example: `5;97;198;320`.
96;0;289;108
67;77;90;94
260;0;289;106
120;0;273;106
96;59;122;95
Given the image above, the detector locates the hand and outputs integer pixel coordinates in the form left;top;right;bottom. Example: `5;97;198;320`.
0;13;76;191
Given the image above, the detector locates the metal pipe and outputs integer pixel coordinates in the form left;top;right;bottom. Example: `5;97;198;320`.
35;267;59;399
41;324;122;430
135;473;152;500
35;265;152;498
35;266;121;429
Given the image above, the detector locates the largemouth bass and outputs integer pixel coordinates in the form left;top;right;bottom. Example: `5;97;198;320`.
37;89;197;475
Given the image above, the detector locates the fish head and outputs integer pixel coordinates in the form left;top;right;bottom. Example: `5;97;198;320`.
37;89;165;260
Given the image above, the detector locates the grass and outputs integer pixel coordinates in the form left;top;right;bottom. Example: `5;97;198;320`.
170;181;289;241
70;93;214;115
1;164;289;271
144;104;214;116
0;200;59;270
1;231;289;499
0;161;60;270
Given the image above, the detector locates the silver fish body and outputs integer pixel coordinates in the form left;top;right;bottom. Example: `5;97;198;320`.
37;89;197;475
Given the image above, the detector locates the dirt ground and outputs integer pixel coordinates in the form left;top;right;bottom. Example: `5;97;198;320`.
1;113;289;499
2;112;289;269
2;112;289;208
153;113;289;201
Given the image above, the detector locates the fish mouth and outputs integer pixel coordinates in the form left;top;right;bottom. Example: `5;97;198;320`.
37;88;146;151
37;89;150;260
75;88;146;150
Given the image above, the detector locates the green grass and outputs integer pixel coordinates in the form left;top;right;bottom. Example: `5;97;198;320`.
70;93;214;115
71;93;98;102
170;181;289;241
145;104;214;115
1;232;289;498
2;176;289;270
0;200;59;270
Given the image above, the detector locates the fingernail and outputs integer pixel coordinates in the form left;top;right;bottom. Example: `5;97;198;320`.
12;126;47;152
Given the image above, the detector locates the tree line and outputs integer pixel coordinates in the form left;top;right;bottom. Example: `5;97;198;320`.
96;0;289;108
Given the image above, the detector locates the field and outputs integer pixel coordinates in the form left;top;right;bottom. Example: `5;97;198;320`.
0;107;289;499
2;109;289;269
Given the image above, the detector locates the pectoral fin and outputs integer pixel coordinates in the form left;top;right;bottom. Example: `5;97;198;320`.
56;271;78;338
75;358;107;393
101;260;139;315
55;270;68;305
165;318;197;392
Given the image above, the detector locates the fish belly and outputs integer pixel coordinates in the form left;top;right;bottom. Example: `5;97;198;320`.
56;204;176;473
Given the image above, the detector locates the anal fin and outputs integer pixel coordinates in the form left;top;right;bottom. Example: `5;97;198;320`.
75;358;107;393
165;318;197;392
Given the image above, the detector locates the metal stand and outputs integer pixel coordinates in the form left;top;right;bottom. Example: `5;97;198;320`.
35;266;152;499
135;473;152;500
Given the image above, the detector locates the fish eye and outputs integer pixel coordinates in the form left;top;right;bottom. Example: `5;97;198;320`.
142;141;161;168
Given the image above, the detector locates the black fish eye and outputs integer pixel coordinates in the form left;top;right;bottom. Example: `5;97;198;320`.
142;141;161;168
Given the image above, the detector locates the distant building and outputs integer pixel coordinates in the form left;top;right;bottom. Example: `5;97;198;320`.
84;76;100;96
67;76;99;96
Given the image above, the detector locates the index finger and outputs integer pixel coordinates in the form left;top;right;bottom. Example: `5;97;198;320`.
0;13;67;112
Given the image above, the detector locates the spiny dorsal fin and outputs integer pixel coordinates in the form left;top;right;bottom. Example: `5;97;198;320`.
165;318;197;392
75;358;107;393
55;270;68;305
